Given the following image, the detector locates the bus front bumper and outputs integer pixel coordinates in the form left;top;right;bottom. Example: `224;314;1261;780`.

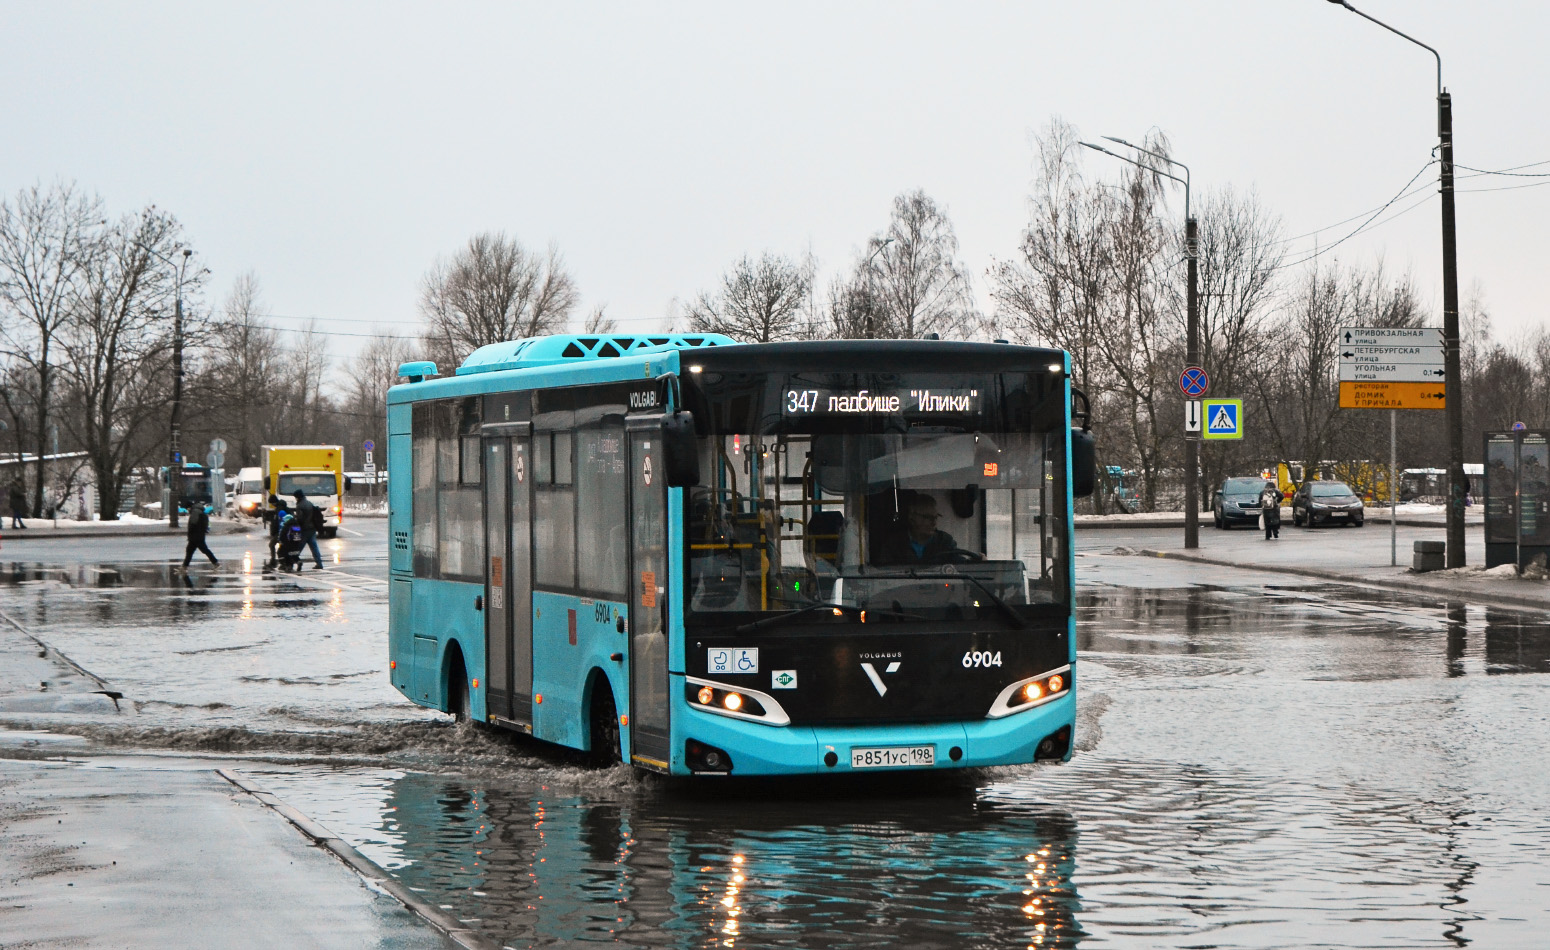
674;692;1076;776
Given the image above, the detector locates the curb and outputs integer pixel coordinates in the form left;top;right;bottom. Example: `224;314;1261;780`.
217;769;499;950
1135;548;1550;612
0;522;252;541
1077;517;1477;530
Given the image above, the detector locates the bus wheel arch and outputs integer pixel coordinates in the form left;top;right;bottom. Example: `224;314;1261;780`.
444;642;472;723
585;669;622;766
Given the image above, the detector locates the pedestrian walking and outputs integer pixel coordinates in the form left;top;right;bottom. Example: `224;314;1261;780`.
265;496;288;569
7;479;26;529
1260;482;1283;540
182;503;220;568
292;490;326;569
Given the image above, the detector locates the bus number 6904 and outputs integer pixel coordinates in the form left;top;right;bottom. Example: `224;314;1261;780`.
961;651;1003;668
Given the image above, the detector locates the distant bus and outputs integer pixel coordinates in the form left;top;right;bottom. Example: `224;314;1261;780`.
386;334;1092;776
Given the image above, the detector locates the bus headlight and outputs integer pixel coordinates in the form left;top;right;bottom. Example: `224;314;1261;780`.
988;666;1072;719
685;678;790;726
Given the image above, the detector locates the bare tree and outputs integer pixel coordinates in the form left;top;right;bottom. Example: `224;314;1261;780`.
866;190;979;340
1186;187;1285;499
581;305;618;334
0;183;101;514
195;273;285;467
685;251;813;342
58;207;198;520
419;233;578;368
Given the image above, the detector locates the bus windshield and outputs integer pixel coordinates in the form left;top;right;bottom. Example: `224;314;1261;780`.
685;371;1068;626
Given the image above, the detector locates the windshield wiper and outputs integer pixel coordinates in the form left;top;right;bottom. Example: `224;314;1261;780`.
895;568;1025;630
734;602;862;634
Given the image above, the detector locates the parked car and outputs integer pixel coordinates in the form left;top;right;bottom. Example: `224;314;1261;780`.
1292;480;1365;527
1212;477;1271;529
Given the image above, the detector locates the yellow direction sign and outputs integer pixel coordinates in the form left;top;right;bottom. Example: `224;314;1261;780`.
1338;381;1445;410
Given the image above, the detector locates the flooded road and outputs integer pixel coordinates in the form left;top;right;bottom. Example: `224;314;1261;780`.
3;536;1549;947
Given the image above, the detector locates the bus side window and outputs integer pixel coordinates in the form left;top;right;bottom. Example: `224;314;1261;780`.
535;431;577;589
437;400;484;580
576;427;627;597
412;402;438;577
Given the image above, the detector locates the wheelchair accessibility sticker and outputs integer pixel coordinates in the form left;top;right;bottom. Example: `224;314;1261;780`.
708;647;759;675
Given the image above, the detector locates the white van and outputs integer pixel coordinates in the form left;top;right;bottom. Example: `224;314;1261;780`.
233;466;265;518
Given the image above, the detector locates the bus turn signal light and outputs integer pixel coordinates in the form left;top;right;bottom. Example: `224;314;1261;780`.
1047;674;1063;693
698;686;714;705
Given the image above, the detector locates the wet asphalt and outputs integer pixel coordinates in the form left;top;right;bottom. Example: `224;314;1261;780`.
1;517;1548;948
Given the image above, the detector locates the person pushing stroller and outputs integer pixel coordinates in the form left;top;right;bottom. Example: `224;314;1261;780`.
271;504;306;572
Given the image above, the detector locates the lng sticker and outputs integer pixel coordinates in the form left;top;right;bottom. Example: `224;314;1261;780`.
771;670;798;689
708;647;759;675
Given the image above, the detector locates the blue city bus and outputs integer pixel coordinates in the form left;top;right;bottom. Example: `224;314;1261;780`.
387;334;1093;776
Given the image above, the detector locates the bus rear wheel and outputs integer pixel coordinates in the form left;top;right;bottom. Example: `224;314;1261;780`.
589;685;622;767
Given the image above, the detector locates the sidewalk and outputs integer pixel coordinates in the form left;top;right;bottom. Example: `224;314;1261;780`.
1077;503;1483;530
0;607;472;949
1128;524;1550;611
0;516;251;541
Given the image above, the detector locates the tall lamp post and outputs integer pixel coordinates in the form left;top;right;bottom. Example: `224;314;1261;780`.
1325;0;1464;567
1082;140;1200;549
860;237;895;338
139;244;194;529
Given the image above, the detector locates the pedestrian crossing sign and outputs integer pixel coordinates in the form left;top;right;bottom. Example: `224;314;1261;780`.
1202;398;1243;440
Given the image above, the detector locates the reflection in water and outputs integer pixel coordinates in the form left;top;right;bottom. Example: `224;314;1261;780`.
263;770;1083;949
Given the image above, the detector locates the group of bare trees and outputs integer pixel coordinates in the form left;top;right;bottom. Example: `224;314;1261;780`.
685;189;979;344
4;118;1527;519
987;118;1506;512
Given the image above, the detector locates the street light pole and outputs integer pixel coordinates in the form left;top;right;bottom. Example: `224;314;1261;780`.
138;243;193;529
1326;0;1464;567
1083;140;1199;548
860;237;894;338
171;253;187;530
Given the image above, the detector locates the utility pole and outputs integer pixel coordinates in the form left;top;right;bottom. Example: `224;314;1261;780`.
171;275;185;529
1438;90;1464;566
138;242;195;529
1326;0;1464;566
1185;214;1200;549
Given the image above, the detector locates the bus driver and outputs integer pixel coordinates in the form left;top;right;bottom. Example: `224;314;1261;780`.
876;493;958;565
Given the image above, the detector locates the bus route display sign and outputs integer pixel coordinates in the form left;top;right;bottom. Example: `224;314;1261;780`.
782;387;981;416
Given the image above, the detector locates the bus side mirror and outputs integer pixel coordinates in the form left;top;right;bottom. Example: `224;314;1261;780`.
1071;429;1096;498
663;412;700;488
344;476;354;490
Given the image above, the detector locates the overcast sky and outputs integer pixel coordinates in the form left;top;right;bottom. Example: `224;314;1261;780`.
4;1;1546;361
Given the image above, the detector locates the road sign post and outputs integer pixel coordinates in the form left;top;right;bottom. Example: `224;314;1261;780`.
1340;327;1446;565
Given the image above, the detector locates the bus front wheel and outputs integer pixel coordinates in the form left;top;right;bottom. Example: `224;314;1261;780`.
448;654;472;724
589;684;622;767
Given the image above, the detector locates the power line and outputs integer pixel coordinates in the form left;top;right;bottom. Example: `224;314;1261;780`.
1272;161;1437;248
1273;161;1438;271
1455;161;1550;178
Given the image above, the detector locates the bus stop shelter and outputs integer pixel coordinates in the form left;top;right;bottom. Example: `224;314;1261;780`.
1483;429;1550;570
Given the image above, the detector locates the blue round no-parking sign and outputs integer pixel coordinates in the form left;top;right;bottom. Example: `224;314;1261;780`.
1179;366;1210;398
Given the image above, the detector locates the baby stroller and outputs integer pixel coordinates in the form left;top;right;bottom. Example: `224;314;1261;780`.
274;512;305;572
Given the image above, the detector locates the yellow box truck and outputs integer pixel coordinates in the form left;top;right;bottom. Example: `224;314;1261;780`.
261;445;348;538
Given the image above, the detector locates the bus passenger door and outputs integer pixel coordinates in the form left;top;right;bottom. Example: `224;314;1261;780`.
508;434;534;724
627;421;670;766
483;437;512;722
